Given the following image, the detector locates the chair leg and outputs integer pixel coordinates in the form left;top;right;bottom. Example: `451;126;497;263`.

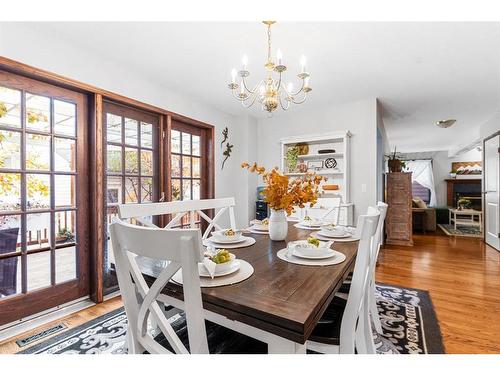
355;312;368;354
363;304;376;354
125;330;145;354
370;281;383;334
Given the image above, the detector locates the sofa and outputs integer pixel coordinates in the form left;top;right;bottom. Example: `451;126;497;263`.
412;198;437;232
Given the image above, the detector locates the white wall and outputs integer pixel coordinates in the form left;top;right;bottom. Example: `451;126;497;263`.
256;98;379;219
0;23;256;227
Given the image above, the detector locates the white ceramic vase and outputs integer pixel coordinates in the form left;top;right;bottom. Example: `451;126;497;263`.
269;209;288;241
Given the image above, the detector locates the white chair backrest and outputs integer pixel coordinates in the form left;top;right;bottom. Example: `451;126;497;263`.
320;197;342;224
109;218;208;354
118;197;237;239
339;211;380;354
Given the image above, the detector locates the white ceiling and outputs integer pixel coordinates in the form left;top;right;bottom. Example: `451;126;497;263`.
27;22;500;152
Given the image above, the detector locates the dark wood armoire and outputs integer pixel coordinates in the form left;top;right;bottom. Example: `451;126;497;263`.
385;172;413;246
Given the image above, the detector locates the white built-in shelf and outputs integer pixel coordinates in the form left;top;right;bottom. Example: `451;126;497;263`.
297;152;343;159
285;171;343;176
280;131;352;223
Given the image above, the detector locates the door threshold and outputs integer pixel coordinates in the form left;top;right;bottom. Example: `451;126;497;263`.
0;296;95;342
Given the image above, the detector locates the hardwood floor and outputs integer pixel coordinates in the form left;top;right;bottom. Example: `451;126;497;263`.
376;231;500;354
0;296;122;354
1;230;499;354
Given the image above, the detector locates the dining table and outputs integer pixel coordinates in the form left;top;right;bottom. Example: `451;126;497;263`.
137;222;358;353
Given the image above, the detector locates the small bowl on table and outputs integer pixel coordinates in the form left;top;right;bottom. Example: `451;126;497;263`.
211;229;243;242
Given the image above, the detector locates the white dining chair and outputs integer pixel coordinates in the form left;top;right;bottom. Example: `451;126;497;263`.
334;202;388;334
306;211;380;354
109;218;209;354
118;197;237;239
368;202;388;334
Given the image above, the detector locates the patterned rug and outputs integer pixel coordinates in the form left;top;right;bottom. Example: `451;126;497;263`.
18;284;444;354
438;223;482;238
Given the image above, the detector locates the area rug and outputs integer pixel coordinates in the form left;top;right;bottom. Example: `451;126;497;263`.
18;284;444;354
438;223;482;238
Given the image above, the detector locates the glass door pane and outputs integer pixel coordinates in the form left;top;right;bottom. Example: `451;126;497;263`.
102;102;158;295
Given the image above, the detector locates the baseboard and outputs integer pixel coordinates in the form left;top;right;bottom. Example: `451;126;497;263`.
0;296;95;342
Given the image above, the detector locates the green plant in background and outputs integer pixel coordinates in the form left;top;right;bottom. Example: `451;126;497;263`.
457;198;472;209
57;228;75;242
285;146;300;172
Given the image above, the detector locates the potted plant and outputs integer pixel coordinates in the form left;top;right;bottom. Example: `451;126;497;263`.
449;169;457;179
285;146;300;173
242;162;324;240
56;228;75;244
386;146;405;172
457;198;471;210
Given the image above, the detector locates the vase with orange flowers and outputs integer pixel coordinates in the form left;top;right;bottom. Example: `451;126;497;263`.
242;162;325;240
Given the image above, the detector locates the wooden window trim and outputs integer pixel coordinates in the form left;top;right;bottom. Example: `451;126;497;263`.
0;56;215;304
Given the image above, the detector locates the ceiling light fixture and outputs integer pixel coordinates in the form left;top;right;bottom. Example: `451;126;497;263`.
227;21;312;114
436;119;456;128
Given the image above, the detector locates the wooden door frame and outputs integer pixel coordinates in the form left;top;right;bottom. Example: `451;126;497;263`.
0;70;90;324
0;57;216;305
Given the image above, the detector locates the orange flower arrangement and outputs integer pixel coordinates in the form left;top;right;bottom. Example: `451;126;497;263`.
242;162;325;215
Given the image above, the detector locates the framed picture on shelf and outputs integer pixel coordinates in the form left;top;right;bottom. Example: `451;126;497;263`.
307;160;323;171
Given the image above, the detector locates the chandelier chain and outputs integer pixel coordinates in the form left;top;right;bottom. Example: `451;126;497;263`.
267;23;272;62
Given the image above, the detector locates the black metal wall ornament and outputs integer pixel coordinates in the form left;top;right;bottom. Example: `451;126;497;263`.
222;143;233;170
221;126;229;148
324;157;337;169
220;126;233;170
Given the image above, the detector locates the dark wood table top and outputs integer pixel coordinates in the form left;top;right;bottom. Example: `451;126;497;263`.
139;222;358;344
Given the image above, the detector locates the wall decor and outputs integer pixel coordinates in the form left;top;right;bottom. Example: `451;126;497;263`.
220;126;229;148
451;161;482;175
323;184;339;191
297;162;308;173
307;160;323;170
318;149;335;154
221;143;233;170
324;157;337;169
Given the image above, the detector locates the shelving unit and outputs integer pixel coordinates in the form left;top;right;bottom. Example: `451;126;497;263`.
280;131;353;225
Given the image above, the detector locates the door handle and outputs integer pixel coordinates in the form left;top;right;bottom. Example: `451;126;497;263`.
159;192;165;202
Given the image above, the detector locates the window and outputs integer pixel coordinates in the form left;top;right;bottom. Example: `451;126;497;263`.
412;181;431;204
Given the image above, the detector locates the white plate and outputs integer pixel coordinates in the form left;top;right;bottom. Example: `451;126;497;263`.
249;226;268;232
294;223;320;230
293;247;337;259
311;231;360;242
208;236;247;244
317;230;351;239
203;236;256;249
299;221;322;228
252;224;269;231
198;260;240;278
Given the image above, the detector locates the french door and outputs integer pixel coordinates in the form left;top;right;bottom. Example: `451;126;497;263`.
102;101;159;293
484;133;500;250
168;120;213;228
0;71;89;325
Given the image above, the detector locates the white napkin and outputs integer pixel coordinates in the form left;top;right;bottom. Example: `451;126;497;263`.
203;245;218;279
202;257;217;279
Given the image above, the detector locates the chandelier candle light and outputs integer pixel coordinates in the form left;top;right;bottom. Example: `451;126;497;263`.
228;21;312;114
